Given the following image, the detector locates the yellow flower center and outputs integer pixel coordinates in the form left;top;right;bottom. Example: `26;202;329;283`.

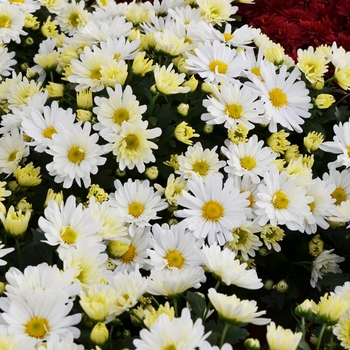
9;0;25;3
24;316;50;339
247;192;255;208
114;53;121;60
90;68;102;80
42;125;57;139
124;134;140;150
272;190;290;209
128;201;145;218
232;227;249;245
120;244;137;263
193;160;209;176
240;156;256;170
209;60;228;74
269;87;288;108
0;16;11;28
60;226;78;244
165;249;185;269
202;200;224;222
225;103;243;119
250;67;262;78
68;146;85;164
69;13;81;27
308;201;316;212
223;33;234;42
8;150;18;162
163;345;176;350
347;145;350;157
113;108;130;124
332;187;347;205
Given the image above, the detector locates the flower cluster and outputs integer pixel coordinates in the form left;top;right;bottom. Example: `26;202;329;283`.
0;0;349;349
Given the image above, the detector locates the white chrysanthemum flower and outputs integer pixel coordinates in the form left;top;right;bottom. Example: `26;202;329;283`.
59;241;108;289
301;177;336;234
5;262;80;299
39;195;102;250
208;288;270;326
109;178;168;229
36;333;85;350
0;241;14;266
167;5;204;26
0;128;29;175
107;266;148;317
320;120;350;169
104;120;162;173
246;61;313;133
93;84;146;138
202;83;266;130
148;223;202;271
150;0;183;14
333;281;350;302
0;45;16;79
100;36;140;61
45;122;106;188
186;40;249;84
266;322;302;350
175;173;251;245
53;0;89;35
134;308;209;350
196;0;238;24
255;165;313;231
222;135;277;183
147;266;206;297
311;249;345;289
0;290;81;344
197;244;263;289
108;227;150;273
0;3;26;44
21;100;76;153
0;324;35;348
3;0;40;13
68;45;115;92
87;196;128;241
176;142;226;179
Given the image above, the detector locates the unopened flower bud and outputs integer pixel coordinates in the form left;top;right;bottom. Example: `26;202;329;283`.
315;94;335;109
203;124;214;134
145;166;158;180
295;299;314;318
177;103;189;117
90;322;109;346
244;338;260;350
183;75;198;92
264;279;274;291
274;279;289;293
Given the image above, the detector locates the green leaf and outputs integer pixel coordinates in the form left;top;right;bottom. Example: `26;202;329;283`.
297;339;312;350
184;291;207;318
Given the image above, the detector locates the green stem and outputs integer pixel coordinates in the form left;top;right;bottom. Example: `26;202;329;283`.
316;323;327;350
202;280;221;321
130;310;144;326
148;92;160;118
300;317;306;340
173;298;179;318
336;92;350;106
151;295;160;307
109;325;114;349
15;238;23;271
220;323;230;348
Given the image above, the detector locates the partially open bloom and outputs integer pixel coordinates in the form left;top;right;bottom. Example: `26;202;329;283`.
0;206;31;237
266;322;302;350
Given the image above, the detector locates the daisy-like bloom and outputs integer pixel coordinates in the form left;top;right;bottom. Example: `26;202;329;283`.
155;173;187;207
208;288;270;326
147;223;202;271
320;120;350;169
296;46;330;84
0;45;16;79
254;165;313;231
333;309;350;349
0;289;81;344
175;173;251;245
68;45;115;92
45;122;106;188
109;226;151;273
246;61;313;133
186;40;249;85
304;131;325;153
225;222;263;260
0;3;26;44
87;196;128;241
333;281;350;301
100;58;128;88
109;178;168;229
100;36;140;62
0;241;14;266
198;244;263;289
202;83;266;130
0;181;11;214
222;135;277;184
38;195;102;251
176;142;226;179
196;0;237;24
266;322;302;350
0;128;29;175
153;63;190;95
167;5;204;26
21;100;76;153
315;293;349;326
53;0;89;35
147;266;206;298
134;308;209;350
174;121;200;146
310;249;345;289
107;266;148;318
5;263;80;299
104;120;162;173
301;177;336;235
93;84;146;138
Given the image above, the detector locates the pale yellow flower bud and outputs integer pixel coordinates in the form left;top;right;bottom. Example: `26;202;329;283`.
177;103;189;117
244;338;260;350
90;322;109;346
0;206;31;237
315;93;335;109
174;121;199;145
203;124;214;134
145;166;159;180
311;77;325;90
183;75;198;92
295;299;314;318
46;82;64;98
201;81;214;94
44;189;63;208
132;52;154;76
14;162;41;187
76;109;93;122
77;89;93;109
274;279;289;293
264;279;274;290
107;240;129;259
304;131;324;153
